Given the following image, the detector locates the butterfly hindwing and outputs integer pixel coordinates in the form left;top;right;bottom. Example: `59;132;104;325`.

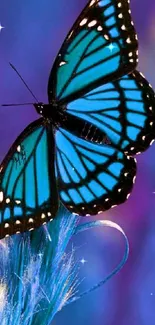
55;128;136;216
48;0;138;103
65;70;155;155
0;119;58;238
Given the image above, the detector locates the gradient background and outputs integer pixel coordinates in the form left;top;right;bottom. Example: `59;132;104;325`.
0;0;155;324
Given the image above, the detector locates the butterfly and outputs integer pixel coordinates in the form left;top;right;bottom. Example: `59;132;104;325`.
0;0;155;239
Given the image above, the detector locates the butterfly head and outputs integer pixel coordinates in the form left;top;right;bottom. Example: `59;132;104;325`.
34;102;56;118
34;102;45;115
33;101;62;122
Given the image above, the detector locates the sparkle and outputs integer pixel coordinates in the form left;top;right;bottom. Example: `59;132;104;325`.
0;23;4;32
107;43;116;52
80;258;87;265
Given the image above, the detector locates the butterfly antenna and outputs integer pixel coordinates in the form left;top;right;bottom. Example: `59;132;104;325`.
9;62;39;102
1;103;35;107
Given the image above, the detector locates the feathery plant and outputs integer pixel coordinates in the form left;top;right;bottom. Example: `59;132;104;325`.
0;205;129;324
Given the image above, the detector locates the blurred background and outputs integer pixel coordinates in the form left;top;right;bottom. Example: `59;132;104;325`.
0;0;155;324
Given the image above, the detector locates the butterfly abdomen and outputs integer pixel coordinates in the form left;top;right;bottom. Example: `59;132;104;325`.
54;108;111;145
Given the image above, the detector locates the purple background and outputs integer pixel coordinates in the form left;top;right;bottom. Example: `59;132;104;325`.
0;0;155;324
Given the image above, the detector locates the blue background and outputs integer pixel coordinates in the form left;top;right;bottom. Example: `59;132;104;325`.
0;0;155;324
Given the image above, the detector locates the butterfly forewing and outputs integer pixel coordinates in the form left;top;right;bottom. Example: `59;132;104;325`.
48;0;138;104
0;119;58;239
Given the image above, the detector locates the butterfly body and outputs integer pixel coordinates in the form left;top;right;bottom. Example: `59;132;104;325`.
34;102;108;144
1;0;155;239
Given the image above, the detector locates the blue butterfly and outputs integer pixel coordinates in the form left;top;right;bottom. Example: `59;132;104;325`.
0;0;155;238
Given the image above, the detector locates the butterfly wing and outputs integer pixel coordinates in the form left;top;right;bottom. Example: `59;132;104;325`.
48;0;138;103
65;70;155;155
0;119;58;239
55;128;136;216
